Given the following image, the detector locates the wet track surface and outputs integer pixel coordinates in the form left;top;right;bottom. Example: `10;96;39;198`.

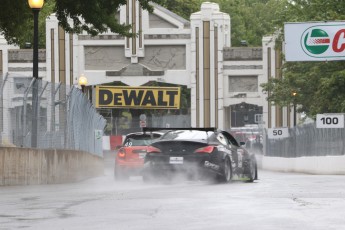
1;161;345;230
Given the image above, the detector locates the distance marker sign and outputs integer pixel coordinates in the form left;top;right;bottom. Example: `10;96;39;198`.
316;114;344;128
267;128;289;139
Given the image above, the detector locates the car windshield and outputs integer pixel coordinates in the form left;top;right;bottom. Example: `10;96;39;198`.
124;134;160;147
161;130;215;140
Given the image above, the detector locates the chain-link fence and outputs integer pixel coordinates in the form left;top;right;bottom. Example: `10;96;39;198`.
0;73;106;156
265;123;345;158
101;111;191;136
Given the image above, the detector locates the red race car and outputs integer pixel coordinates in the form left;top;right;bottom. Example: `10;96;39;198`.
114;132;163;180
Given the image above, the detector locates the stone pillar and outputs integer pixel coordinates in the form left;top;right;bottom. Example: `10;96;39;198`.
190;2;230;128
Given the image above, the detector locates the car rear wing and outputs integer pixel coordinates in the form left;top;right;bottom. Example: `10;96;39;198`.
142;127;217;132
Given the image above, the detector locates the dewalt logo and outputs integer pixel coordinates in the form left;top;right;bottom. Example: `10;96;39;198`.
95;86;181;109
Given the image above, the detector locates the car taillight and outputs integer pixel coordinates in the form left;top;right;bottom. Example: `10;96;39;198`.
146;146;161;154
194;146;215;154
118;148;126;158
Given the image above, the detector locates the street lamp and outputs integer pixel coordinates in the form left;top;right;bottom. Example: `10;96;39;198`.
78;74;88;93
28;0;44;148
292;91;297;126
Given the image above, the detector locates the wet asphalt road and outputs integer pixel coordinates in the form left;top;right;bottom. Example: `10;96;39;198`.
1;158;345;230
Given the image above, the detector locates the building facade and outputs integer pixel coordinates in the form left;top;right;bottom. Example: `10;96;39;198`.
0;1;295;140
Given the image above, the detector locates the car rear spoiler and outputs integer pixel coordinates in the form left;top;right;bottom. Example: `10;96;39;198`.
142;127;217;132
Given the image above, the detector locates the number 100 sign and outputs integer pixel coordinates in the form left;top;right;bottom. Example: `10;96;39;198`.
316;114;344;128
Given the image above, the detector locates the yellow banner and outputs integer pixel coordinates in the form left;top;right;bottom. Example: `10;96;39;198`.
95;86;181;109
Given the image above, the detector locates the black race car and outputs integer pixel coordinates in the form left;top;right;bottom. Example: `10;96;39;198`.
142;127;258;183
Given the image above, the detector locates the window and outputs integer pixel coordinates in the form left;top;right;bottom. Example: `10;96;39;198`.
216;133;228;146
124;133;162;146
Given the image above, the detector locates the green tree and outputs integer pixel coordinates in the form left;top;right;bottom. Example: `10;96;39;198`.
1;0;286;48
0;0;159;48
155;0;203;20
160;0;285;47
210;0;286;46
261;0;345;118
0;0;51;47
2;0;284;48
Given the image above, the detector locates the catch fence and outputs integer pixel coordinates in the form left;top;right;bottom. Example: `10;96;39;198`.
101;112;191;136
265;123;345;157
0;73;106;156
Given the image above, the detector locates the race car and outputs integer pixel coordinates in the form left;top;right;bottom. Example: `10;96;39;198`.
142;127;258;183
114;131;163;180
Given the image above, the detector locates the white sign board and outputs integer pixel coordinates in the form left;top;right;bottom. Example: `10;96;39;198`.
139;120;146;128
284;21;345;61
95;130;103;140
316;114;344;128
267;128;289;139
139;114;146;121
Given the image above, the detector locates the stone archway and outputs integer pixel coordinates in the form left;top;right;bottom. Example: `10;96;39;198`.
230;102;262;127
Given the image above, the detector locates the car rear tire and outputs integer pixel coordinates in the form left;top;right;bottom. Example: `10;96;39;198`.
247;158;257;182
143;166;171;183
142;167;155;183
142;173;152;182
217;157;232;183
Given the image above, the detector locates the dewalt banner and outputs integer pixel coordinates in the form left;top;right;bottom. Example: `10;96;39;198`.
95;86;181;109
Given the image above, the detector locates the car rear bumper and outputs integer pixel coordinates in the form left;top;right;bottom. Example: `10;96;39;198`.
115;159;144;168
144;154;221;174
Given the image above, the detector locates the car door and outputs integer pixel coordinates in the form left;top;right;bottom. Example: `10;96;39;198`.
221;131;243;169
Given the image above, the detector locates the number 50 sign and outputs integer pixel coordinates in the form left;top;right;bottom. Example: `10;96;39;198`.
316;114;344;128
267;128;289;139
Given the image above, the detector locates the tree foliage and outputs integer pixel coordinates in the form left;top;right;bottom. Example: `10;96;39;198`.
261;61;345;118
0;0;286;48
0;0;158;48
153;0;286;46
0;0;52;47
261;0;345;118
55;0;153;36
210;0;286;46
155;0;203;20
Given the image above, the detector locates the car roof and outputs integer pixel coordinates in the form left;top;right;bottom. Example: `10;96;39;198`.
143;127;217;132
125;132;163;137
158;129;217;140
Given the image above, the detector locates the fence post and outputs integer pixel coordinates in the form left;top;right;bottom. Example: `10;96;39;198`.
22;79;35;147
0;73;9;145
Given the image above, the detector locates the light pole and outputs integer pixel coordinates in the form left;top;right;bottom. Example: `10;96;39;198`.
292;91;297;126
78;74;88;93
28;0;44;148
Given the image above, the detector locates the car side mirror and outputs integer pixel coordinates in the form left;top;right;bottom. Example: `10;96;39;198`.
240;142;245;146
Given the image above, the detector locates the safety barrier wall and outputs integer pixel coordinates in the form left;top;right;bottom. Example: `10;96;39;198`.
0;147;104;186
258;155;345;175
260;122;345;175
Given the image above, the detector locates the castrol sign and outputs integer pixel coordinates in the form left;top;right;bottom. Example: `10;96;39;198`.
284;21;345;61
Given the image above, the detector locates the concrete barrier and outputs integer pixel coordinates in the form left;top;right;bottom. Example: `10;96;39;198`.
0;147;104;186
261;155;345;175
